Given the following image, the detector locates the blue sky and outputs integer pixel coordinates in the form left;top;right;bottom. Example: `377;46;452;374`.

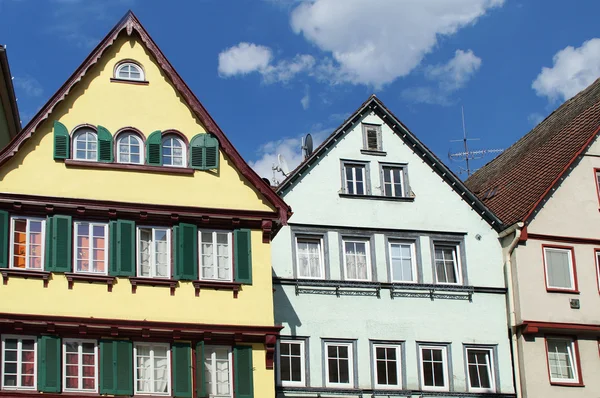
2;0;600;180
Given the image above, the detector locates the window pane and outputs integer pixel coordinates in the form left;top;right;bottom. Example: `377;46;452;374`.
297;239;322;278
548;340;575;380
546;249;573;289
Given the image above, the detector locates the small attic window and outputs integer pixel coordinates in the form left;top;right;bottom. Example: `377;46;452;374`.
362;124;382;152
115;61;144;81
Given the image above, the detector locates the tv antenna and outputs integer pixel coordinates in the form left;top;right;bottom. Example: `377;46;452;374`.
302;133;314;159
448;106;503;177
271;154;290;186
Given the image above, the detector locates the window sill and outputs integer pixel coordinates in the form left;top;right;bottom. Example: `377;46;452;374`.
1;269;50;287
192;280;241;298
360;149;387;156
65;273;115;292
130;277;178;296
550;381;585;387
64;159;195;175
546;288;580;294
338;193;415;202
110;77;149;85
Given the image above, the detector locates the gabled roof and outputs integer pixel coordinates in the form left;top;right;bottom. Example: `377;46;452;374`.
0;11;291;223
465;78;600;227
276;95;504;231
0;45;21;138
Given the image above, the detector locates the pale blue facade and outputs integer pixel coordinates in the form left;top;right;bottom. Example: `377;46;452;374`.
272;97;515;397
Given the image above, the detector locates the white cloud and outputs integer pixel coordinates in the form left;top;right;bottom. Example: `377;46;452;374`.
290;0;503;87
249;128;331;182
402;49;482;105
300;87;310;109
218;43;273;76
263;54;315;83
532;38;600;102
13;75;43;97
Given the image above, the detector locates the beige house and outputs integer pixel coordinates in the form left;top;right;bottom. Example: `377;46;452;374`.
466;79;600;397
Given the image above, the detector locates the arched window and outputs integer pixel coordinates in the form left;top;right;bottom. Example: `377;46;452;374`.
162;135;186;167
115;62;144;81
116;131;144;164
72;128;98;161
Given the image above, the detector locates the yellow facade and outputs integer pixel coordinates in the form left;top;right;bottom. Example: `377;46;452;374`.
0;13;284;398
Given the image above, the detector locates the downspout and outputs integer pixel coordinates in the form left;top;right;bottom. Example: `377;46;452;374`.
498;222;524;397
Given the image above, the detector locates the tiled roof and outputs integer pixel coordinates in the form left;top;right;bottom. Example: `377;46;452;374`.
465;78;600;226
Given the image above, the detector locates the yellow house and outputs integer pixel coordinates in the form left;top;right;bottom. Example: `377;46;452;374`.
0;11;291;398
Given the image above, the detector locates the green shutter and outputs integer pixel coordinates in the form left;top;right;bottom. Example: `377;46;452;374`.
51;215;72;273
109;220;118;275
112;219;135;277
189;134;206;170
174;223;197;280
234;346;254;398
172;343;192;397
204;134;219;170
0;210;8;268
115;341;133;395
97;125;114;163
53;121;70;160
44;216;53;271
38;335;61;393
234;229;252;284
195;341;206;398
100;340;133;396
146;130;162;166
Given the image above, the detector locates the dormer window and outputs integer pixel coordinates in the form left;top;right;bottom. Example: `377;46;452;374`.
362;124;382;152
115;61;144;81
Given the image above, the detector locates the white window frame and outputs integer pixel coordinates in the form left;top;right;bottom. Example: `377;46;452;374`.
546;337;580;384
116;132;144;165
74;221;109;276
115;62;144;81
9;217;45;271
161;135;186;168
324;341;354;388
418;345;449;392
372;343;402;389
342;238;372;281
543;246;576;291
465;347;495;393
1;335;37;391
133;342;171;396
137;226;171;278
199;230;233;282
433;244;462;285
62;339;98;393
278;340;306;387
362;124;382;151
295;236;325;279
381;166;405;197
388;240;417;283
343;163;367;195
72;128;98;161
204;345;233;397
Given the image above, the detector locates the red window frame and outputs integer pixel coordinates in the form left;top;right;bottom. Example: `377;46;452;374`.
594;168;600;206
595;249;600;294
541;245;579;293
544;336;584;387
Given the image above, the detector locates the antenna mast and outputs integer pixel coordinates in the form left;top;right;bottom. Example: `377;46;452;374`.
448;106;503;177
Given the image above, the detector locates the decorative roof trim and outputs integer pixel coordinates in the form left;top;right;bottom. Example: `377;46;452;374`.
0;11;291;224
277;95;504;231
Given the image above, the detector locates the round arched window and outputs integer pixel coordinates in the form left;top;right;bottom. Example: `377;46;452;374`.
72;128;98;161
162;135;186;167
117;132;144;164
115;62;144;81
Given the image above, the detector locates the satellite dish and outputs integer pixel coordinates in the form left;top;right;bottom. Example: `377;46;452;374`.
303;133;314;158
261;177;271;186
277;154;290;176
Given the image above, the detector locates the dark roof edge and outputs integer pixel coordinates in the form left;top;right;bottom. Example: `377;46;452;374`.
0;45;21;137
277;95;504;231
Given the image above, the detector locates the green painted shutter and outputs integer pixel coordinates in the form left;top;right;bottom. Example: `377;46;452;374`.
0;210;8;268
115;220;135;276
109;220;118;275
146;130;162;166
38;335;61;393
115;340;133;395
97;125;114;163
100;340;115;394
234;229;252;284
234;346;254;398
189;134;206;170
174;223;197;280
53;121;70;160
204;134;219;170
51;215;72;273
172;343;192;397
195;341;206;398
44;216;53;271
